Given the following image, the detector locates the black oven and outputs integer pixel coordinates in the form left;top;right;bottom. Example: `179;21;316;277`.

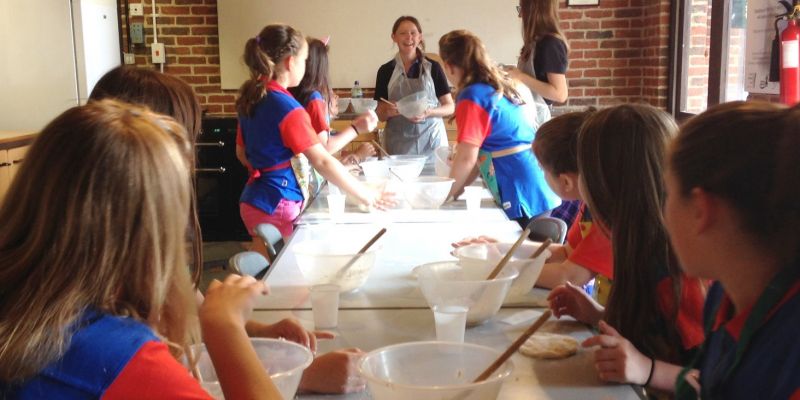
196;117;250;241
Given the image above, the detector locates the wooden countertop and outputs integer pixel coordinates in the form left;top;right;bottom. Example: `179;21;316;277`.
0;131;37;149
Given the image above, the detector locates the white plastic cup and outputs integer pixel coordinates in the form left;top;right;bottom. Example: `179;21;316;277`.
432;305;468;343
327;194;346;220
310;284;340;329
463;186;482;212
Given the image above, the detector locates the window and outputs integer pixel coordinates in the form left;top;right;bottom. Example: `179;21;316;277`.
669;0;749;119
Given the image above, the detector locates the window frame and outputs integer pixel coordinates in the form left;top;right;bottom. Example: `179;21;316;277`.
668;0;730;121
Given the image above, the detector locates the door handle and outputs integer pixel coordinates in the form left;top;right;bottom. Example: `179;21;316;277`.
196;167;226;174
196;141;225;148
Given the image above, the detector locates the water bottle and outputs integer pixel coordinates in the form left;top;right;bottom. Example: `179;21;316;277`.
351;80;363;98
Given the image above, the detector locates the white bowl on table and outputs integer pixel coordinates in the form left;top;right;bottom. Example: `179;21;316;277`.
351;98;378;114
453;241;551;297
416;261;519;325
359;160;390;179
358;341;514;400
188;338;313;400
403;176;454;209
434;146;452;177
293;238;381;292
336;97;351;115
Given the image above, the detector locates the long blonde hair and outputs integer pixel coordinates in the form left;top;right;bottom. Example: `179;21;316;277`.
439;30;521;102
519;0;569;61
0;100;198;382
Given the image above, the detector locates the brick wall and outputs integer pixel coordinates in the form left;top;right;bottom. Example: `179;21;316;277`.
121;0;673;116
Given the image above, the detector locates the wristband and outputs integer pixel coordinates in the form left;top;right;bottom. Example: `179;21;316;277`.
350;123;360;135
644;357;655;386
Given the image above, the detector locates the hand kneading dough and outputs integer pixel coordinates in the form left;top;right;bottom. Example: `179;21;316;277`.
519;333;578;359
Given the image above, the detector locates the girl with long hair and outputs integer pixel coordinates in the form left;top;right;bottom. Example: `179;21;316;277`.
438;29;560;227
236;24;393;250
374;16;455;156
288;37;373;160
547;104;705;394
0;100;282;399
506;0;569;107
668;102;800;399
90;66;367;395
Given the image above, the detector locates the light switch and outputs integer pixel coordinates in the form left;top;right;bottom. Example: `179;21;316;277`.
151;42;165;64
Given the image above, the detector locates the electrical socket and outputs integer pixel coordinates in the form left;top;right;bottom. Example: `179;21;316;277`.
123;53;136;65
151;42;165;64
130;23;144;44
129;3;143;16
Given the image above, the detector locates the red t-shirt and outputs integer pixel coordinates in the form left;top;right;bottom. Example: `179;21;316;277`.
566;203;613;279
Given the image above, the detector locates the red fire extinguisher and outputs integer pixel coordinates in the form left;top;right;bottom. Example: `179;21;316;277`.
780;6;800;105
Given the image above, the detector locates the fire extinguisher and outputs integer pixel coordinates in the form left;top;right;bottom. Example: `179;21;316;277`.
780;6;800;105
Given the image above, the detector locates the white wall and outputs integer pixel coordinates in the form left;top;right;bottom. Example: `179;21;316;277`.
218;0;523;89
0;0;120;132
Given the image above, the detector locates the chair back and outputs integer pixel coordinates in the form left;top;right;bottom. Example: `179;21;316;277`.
254;223;284;264
528;216;568;244
229;251;269;279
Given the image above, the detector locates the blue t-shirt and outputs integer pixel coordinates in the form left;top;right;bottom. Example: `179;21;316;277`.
239;80;319;214
694;280;800;399
455;82;560;219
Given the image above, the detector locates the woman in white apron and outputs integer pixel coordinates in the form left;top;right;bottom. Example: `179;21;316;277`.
374;16;454;157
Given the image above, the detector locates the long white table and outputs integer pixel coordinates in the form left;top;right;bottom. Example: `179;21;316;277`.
252;309;642;400
295;182;507;225
255;220;548;310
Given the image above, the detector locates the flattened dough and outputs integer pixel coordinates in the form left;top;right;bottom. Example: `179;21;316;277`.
519;332;578;359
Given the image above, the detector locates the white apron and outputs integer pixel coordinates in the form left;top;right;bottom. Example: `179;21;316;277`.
384;53;447;156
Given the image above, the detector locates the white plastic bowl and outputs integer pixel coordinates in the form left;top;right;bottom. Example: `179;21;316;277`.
188;338;313;400
388;159;425;181
396;91;428;119
433;146;452;177
403;177;454;209
359;341;513;400
453;242;551;297
345;176;389;211
351;98;378;114
359;160;390;178
293;238;380;292
416;261;519;325
336;97;351;115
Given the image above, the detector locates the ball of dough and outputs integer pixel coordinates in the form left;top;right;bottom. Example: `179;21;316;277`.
519;332;578;359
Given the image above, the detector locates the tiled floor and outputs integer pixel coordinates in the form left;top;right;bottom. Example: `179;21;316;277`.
200;241;248;292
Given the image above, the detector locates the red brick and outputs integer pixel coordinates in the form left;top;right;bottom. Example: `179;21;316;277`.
584;69;612;78
178;56;207;64
176;16;205;25
191;6;217;15
192;46;218;55
192;27;218;36
160;6;190;15
177;36;205;45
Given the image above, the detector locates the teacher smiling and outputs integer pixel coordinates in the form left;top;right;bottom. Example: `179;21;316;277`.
374;16;455;157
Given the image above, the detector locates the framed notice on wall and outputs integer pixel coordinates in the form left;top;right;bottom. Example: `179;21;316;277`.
745;0;783;94
567;0;599;5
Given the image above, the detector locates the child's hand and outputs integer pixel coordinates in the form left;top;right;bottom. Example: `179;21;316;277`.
368;189;396;211
547;281;603;325
299;348;366;394
354;143;376;161
200;274;268;330
581;321;652;385
247;318;334;353
353;110;379;134
451;235;499;248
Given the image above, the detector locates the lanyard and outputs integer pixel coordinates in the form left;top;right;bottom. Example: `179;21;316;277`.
676;266;799;399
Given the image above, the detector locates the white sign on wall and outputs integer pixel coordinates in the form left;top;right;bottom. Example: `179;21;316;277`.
745;0;784;94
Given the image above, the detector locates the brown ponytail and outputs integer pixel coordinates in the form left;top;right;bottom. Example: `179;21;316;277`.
236;24;305;117
671;101;800;266
438;30;521;103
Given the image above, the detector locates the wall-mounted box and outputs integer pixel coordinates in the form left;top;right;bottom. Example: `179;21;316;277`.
130;22;144;44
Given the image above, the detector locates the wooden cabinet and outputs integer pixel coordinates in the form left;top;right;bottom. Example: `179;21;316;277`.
0;150;10;201
0;131;36;202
